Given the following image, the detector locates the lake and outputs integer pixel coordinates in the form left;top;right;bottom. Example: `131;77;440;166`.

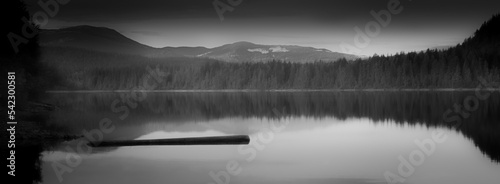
38;91;500;184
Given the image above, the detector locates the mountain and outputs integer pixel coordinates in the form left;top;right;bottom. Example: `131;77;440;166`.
189;41;358;63
40;25;153;56
151;41;359;62
40;26;358;62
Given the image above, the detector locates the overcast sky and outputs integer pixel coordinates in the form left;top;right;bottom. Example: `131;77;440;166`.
26;0;500;56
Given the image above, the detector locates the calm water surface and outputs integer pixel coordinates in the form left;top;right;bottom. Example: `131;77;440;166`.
39;91;500;184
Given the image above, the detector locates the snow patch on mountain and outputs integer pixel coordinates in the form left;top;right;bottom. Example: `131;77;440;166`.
316;49;332;52
270;46;289;52
248;48;269;54
197;51;212;57
248;46;289;54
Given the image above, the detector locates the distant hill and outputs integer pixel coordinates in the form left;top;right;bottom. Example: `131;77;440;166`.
40;25;153;56
190;41;358;63
39;26;358;63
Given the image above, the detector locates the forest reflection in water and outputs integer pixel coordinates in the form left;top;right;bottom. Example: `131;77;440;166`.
15;91;499;184
46;91;500;162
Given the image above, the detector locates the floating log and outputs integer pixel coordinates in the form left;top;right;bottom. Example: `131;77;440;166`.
88;135;250;147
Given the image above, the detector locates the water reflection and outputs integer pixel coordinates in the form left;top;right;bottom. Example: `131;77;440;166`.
22;91;500;184
45;91;500;162
41;118;500;184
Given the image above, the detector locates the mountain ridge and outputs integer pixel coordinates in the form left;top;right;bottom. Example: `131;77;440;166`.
39;25;358;63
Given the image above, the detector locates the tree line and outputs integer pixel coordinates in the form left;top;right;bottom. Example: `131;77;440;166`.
43;14;500;90
46;48;500;90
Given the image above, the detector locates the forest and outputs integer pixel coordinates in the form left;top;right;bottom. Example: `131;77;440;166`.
42;14;500;90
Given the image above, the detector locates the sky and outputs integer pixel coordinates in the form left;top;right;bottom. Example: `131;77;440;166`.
26;0;500;56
